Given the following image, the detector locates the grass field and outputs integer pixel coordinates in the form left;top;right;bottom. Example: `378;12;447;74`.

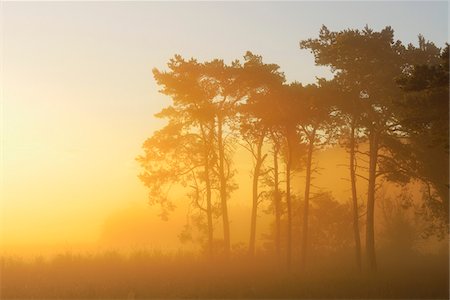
1;249;448;299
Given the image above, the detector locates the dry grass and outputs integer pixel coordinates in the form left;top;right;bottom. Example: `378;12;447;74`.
0;249;448;299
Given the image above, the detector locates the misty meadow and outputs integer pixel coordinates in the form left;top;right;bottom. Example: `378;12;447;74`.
1;2;448;299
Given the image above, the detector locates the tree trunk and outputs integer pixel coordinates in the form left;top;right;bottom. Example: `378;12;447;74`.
366;129;379;272
201;124;214;257
300;130;315;269
349;120;362;272
217;115;231;257
285;133;293;270
205;176;213;257
249;135;265;256
273;142;281;259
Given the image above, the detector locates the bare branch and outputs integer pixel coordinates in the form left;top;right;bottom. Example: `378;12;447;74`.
355;173;369;181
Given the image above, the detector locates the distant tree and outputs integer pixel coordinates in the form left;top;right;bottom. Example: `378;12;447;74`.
378;189;420;256
308;192;353;255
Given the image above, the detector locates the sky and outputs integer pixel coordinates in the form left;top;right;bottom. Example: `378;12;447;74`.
1;1;448;254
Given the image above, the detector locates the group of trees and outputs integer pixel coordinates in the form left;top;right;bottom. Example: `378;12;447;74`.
137;26;449;272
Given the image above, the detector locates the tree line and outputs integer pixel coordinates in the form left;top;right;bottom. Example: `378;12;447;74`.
137;25;449;273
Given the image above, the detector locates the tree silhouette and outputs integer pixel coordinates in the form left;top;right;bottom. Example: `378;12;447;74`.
301;25;411;271
237;52;286;256
139;56;219;255
395;44;449;237
325;79;365;271
203;59;243;256
137;27;448;276
296;81;336;269
270;130;283;259
275;83;307;269
148;55;248;256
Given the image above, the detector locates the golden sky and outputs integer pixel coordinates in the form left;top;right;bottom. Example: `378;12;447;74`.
1;2;448;255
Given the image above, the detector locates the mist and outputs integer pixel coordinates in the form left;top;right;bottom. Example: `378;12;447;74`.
1;2;448;299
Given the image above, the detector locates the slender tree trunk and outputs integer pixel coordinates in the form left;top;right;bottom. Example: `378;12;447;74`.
249;135;265;256
366;129;379;272
205;175;213;257
300;130;315;269
201;124;214;257
217;115;230;256
204;147;213;257
285;133;293;270
349;120;362;272
273;142;281;259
